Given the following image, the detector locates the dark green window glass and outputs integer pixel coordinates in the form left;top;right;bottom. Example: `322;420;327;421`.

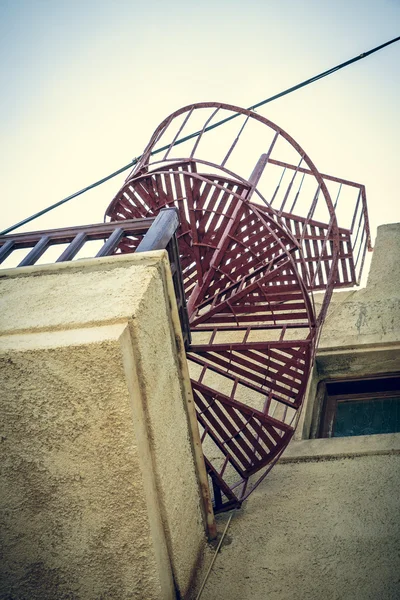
334;396;400;437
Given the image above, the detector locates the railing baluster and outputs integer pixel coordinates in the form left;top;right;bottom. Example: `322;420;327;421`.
163;107;194;160
96;228;125;257
56;232;87;262
289;172;305;213
18;236;51;267
189;107;221;159
221;114;250;167
350;189;362;233
354;228;366;268
270;167;286;207
278;156;303;215
0;240;14;264
333;183;342;210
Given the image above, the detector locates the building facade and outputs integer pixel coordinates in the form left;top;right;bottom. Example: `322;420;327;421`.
198;222;400;600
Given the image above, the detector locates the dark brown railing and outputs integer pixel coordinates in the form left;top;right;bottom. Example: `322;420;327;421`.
0;208;191;349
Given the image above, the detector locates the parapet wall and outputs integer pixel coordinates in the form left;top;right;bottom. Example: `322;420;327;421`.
0;251;214;599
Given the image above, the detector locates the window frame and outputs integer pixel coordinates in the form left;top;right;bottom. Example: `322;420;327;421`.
317;372;400;438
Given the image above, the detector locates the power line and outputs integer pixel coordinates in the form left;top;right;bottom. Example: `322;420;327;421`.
2;34;399;236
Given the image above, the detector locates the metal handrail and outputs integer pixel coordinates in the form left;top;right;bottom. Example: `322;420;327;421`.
0;208;191;348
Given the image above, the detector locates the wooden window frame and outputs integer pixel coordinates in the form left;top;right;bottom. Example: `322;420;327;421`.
318;373;400;438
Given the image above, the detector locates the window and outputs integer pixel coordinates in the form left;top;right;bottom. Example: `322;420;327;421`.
318;374;400;438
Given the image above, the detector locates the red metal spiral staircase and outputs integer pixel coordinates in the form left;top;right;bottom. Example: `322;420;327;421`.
104;102;372;512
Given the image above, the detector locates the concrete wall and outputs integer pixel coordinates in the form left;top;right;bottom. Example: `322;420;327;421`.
0;252;214;600
200;450;400;600
198;223;400;600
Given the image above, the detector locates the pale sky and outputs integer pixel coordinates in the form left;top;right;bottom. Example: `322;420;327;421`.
1;0;399;254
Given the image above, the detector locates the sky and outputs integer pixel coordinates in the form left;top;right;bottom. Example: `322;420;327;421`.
0;0;399;263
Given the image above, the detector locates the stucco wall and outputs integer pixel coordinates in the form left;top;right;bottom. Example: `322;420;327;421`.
0;252;213;599
200;451;400;600
197;223;400;600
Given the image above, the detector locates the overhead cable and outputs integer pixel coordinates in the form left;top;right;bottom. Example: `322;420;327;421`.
2;34;399;236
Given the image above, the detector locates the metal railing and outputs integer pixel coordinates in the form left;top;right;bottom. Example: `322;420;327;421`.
0;208;191;349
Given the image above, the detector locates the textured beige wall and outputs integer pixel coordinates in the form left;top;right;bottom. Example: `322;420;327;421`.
1;324;174;600
0;252;213;599
200;452;400;600
196;223;400;600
